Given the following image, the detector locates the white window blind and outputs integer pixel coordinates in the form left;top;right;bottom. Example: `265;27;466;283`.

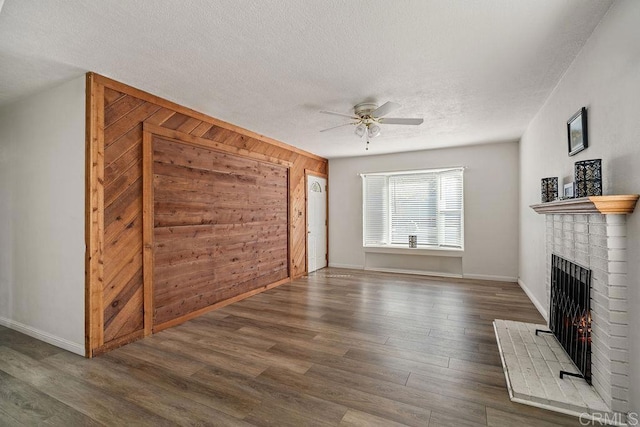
363;175;388;246
362;168;464;249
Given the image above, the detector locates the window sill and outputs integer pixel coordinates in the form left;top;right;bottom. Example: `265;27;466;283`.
363;246;463;257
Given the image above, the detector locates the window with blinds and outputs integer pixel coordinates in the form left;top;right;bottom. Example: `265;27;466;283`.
362;168;464;249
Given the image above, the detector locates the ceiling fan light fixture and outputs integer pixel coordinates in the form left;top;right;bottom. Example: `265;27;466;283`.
319;101;423;150
367;124;381;138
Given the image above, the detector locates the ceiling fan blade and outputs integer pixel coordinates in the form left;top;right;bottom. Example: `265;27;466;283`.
319;110;360;119
319;122;355;132
372;101;401;118
379;117;424;125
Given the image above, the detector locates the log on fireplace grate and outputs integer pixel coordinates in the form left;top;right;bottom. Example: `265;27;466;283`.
538;254;592;384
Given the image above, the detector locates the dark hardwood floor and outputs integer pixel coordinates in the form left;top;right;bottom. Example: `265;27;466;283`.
0;268;584;426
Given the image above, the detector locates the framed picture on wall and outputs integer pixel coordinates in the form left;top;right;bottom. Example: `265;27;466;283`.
567;107;588;156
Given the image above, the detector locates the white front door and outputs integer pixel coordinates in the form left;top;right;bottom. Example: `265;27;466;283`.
307;175;327;273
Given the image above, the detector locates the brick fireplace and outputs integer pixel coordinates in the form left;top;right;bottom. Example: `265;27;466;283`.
544;213;628;413
532;195;639;415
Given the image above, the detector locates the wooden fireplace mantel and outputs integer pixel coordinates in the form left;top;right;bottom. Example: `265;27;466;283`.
530;195;639;215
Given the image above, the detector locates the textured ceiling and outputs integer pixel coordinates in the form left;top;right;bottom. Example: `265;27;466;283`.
0;0;612;158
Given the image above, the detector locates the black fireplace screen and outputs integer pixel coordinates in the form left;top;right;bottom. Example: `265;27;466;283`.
549;254;592;384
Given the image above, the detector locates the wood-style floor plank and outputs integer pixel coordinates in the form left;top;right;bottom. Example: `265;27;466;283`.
0;346;173;426
339;409;410;427
0;328;66;361
0;268;585;426
0;370;90;425
259;366;432;427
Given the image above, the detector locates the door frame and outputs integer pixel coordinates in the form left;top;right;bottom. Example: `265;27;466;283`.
304;169;328;274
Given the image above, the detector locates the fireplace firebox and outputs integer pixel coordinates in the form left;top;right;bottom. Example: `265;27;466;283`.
537;254;592;384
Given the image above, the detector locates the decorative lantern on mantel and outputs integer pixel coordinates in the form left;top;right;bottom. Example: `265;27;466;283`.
574;159;602;198
541;177;558;203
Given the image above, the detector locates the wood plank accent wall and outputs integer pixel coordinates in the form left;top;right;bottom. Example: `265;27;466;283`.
86;73;327;357
150;134;289;328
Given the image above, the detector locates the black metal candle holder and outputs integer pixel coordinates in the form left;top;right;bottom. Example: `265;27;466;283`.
574;159;602;198
541;177;558;203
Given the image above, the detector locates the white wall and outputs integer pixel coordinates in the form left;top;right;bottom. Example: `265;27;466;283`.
0;75;85;355
329;141;519;281
518;0;640;412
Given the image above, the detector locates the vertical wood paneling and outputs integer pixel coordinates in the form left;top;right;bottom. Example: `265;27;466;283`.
142;131;154;336
85;74;105;356
86;73;327;356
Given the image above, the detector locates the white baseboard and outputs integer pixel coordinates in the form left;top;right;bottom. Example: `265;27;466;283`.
328;263;364;270
0;316;84;356
463;273;518;282
364;266;463;279
517;279;548;322
329;263;516;283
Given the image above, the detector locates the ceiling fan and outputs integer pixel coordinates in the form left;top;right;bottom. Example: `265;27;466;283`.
319;101;424;150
